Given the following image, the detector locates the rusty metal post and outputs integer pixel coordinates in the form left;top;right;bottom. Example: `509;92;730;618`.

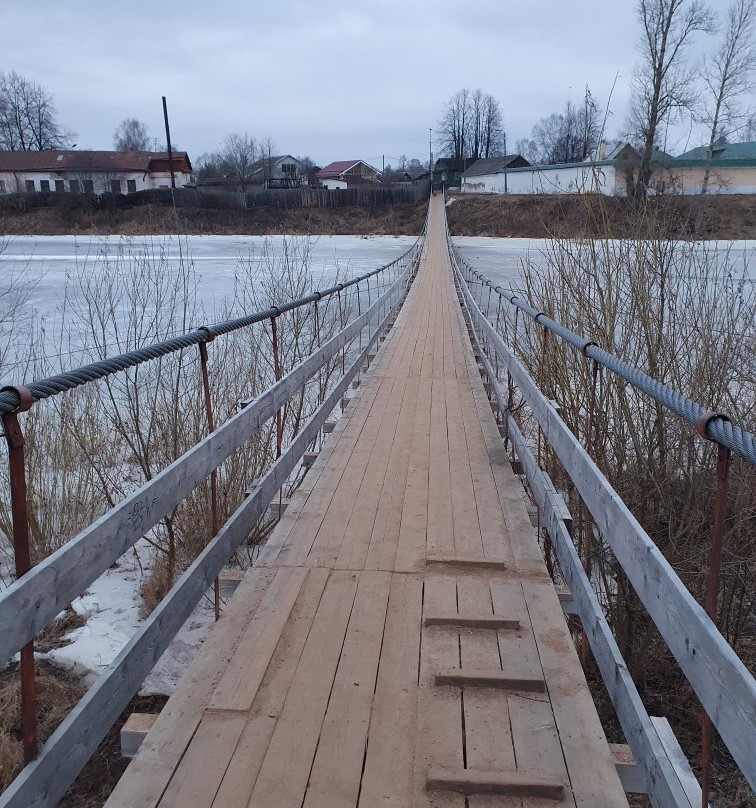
700;439;731;808
580;360;600;665
270;315;283;458
198;336;221;620
537;328;551;575
1;385;36;762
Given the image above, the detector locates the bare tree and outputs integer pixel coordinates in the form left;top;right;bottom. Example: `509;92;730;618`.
438;88;505;164
113;118;150;151
517;91;602;164
220;132;257;191
0;70;72;151
628;0;715;195
700;0;755;193
438;88;470;165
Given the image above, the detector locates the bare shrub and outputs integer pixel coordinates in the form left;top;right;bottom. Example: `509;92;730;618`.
0;234;354;603
504;195;754;801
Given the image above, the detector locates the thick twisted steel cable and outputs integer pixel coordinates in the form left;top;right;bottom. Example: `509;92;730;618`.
0;233;426;415
448;240;756;465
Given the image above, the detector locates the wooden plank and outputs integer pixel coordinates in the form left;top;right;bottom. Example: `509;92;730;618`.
609;744;647;794
413;575;464;808
424;614;520;630
393;376;432;572
436;670;546;693
522;577;629;808
455;577;520;808
461;268;756;786
106;566;276;808
445;378;485;559
246;569;360;806
303;570;391;808
426;769;565;800
209;567;331;807
361;378;418;571
426;373;454;558
157;712;247;808
426;556;508;571
208;566;307;710
651;717;710;808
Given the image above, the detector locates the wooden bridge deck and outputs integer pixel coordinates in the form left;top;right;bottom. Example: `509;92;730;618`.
106;197;629;808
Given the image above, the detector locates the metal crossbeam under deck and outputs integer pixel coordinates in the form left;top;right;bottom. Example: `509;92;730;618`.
106;196;629;808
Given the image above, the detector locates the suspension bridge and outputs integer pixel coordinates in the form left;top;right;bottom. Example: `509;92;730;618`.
0;195;753;808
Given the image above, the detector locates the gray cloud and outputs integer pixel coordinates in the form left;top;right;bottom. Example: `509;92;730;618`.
2;0;729;164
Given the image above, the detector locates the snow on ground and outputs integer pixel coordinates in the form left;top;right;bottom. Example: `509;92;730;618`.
40;540;218;695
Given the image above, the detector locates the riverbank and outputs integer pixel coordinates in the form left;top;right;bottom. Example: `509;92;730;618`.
2;193;755;239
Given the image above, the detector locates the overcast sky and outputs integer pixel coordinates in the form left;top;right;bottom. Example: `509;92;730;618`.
3;0;733;166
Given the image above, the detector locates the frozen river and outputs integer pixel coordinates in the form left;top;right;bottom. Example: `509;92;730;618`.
0;233;752;382
452;236;756;292
0;234;419;321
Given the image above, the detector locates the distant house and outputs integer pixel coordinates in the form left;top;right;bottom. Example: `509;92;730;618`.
655;140;756;195
459;155;530;193
316;160;381;190
431;157;480;190
247;155;308;189
0;150;192;195
398;170;431;184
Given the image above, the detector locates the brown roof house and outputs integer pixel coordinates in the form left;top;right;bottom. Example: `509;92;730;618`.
0;150;192;195
315;160;381;190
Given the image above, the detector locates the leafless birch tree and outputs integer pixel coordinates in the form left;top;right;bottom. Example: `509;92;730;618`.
628;0;715;195
700;0;755;193
438;88;505;164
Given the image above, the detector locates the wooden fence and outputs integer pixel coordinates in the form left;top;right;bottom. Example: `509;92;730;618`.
0;182;430;213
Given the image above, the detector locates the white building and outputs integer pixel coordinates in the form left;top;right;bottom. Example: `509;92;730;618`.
0;150;193;195
461;145;639;197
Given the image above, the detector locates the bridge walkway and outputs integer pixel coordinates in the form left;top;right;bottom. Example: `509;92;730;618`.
106;196;629;808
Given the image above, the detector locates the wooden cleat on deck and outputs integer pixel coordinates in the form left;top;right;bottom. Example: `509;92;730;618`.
423;614;520;630
425;555;508;571
427;768;565;799
435;668;546;692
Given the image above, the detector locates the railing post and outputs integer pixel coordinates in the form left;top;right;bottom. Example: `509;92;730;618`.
197;333;221;620
699;438;731;808
270;313;283;458
1;385;36;762
580;359;600;665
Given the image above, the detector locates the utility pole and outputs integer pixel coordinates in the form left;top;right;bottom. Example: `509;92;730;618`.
382;155;385;173
503;130;508;194
429;128;433;183
162;96;176;189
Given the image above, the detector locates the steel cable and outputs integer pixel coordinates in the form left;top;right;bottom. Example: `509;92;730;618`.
448;238;756;465
0;231;426;415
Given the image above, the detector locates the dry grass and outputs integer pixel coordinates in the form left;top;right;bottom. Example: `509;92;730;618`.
36;608;87;654
446;192;756;239
0;662;82;791
0;201;428;236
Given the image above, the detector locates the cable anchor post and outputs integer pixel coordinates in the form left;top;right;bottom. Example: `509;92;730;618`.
1;385;36;762
197;331;221;620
